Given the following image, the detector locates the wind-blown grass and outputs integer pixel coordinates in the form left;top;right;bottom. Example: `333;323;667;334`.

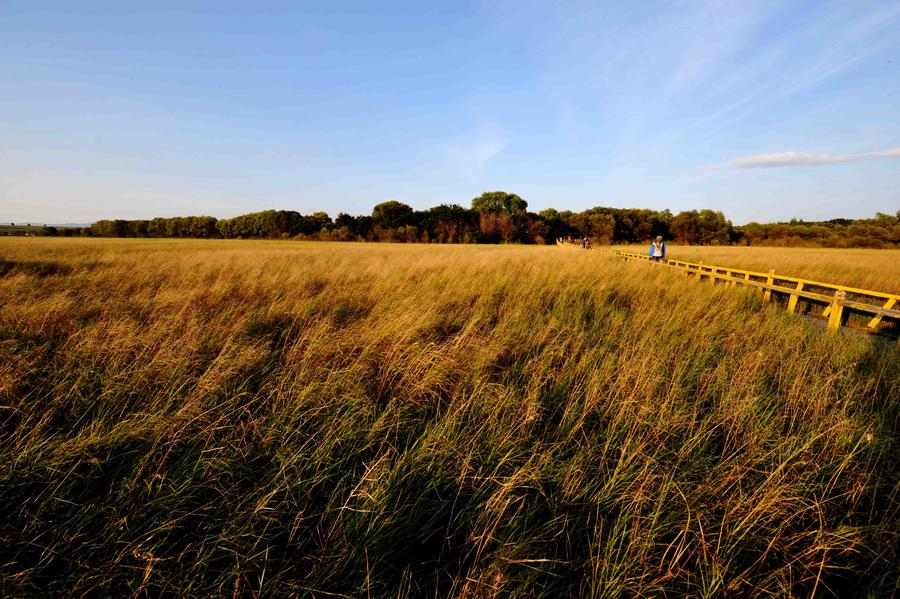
1;239;897;597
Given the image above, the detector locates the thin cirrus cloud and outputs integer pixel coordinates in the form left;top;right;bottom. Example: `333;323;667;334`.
718;147;900;170
446;137;507;180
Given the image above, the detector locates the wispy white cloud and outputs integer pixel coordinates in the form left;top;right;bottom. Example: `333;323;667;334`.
717;147;900;169
446;137;507;179
550;1;900;158
683;2;900;144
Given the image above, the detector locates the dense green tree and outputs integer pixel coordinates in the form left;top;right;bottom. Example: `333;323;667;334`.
538;208;573;241
526;216;550;244
217;210;301;238
696;209;731;245
334;213;372;238
670;211;700;244
372;201;414;230
650;209;672;239
127;220;149;237
367;202;418;241
334;212;355;230
471;191;527;214
90;220;130;237
296;212;332;235
425;204;472;243
588;213;616;243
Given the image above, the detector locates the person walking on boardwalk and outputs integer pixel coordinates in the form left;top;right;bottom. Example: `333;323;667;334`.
649;235;666;261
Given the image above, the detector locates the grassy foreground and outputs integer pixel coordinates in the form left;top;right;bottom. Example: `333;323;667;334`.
1;239;898;597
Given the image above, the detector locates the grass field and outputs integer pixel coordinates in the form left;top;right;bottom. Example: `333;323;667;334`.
1;238;898;597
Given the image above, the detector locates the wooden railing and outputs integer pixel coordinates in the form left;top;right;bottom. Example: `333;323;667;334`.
603;249;900;334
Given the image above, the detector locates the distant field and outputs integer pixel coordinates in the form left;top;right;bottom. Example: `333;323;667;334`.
618;243;900;293
0;225;43;234
1;238;897;597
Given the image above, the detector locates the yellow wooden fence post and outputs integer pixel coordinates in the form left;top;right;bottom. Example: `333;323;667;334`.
827;290;847;331
787;281;804;314
764;270;775;302
867;298;896;329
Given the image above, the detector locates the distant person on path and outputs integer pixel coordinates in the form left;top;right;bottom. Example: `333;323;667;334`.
649;236;666;261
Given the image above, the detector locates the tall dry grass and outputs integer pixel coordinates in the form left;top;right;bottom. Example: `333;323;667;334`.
1;238;897;597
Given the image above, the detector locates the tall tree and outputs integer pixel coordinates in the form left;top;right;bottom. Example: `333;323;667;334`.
471;191;527;214
670;211;700;244
372;201;414;229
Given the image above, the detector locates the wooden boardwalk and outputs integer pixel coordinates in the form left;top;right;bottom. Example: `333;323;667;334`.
600;247;900;337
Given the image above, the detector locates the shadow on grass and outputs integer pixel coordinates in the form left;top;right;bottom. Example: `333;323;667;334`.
0;259;75;278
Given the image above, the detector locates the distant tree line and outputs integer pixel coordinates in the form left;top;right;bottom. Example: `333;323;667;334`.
737;212;900;248
17;192;900;247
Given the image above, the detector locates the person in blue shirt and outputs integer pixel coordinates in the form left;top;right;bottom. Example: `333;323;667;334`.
649;235;666;261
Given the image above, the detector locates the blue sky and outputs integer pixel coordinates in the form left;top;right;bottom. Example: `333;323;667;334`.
1;1;898;225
